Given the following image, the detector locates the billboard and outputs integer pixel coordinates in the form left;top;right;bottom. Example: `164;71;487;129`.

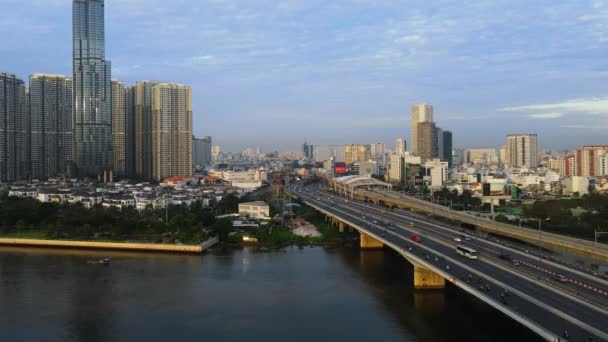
335;166;347;174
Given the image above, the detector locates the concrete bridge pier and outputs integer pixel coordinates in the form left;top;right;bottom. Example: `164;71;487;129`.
360;232;384;249
410;260;446;289
338;221;346;233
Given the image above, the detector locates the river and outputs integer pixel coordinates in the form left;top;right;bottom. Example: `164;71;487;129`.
0;246;540;342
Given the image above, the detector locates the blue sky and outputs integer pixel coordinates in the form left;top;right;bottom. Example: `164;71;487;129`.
2;0;608;152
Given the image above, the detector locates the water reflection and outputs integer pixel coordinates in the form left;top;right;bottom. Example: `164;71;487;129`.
0;246;541;342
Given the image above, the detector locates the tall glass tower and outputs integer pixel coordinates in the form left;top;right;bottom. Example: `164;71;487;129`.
72;0;112;177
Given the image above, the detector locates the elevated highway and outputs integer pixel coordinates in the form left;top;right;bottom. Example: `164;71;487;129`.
291;184;608;342
329;178;608;262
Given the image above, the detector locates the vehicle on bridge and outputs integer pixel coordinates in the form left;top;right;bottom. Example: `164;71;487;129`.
410;235;422;243
456;245;478;259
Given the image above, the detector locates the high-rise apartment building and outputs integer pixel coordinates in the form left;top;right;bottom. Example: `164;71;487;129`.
127;81;158;179
73;0;113;177
464;148;498;164
151;83;193;181
442;130;453;167
557;155;576;177
345;144;371;164
417;122;437;162
575;145;608;177
29;74;73;179
112;80;126;176
410;103;433;156
395;138;406;155
0;72;28;182
370;143;385;159
507;134;538;168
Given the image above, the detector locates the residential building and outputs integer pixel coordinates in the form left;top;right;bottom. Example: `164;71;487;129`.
314;145;346;163
345;144;371;164
356;161;379;177
370;143;385;159
410;103;433;156
507;134;538;168
73;0;113;177
417;122;438;162
0;72;28;182
128;81;158;180
575;145;608;177
557;155;576;177
151;83;193;181
464;148;498;164
389;154;406;186
112;80;126;176
395;138;406;155
600;154;608;176
29;74;73;179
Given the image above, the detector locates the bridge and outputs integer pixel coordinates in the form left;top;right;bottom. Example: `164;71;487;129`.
329;176;608;262
291;183;608;342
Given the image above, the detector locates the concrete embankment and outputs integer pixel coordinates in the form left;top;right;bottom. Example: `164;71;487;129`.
0;238;207;254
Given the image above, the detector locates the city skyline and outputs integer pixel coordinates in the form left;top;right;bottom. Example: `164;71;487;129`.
2;0;608;151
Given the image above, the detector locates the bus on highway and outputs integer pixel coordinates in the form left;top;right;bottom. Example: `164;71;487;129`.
456;245;478;259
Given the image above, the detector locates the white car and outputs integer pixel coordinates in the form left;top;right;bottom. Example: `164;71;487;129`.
453;237;462;242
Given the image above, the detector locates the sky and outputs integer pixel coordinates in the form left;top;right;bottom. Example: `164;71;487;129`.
2;0;608;152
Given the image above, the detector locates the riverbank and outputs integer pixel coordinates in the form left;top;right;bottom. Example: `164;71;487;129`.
0;238;211;254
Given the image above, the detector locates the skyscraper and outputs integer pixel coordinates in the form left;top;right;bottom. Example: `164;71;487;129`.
442;130;453;167
507;134;538;168
302;142;314;159
112;80;126;176
0;72;28;182
417;122;438;162
410;103;433;156
127;81;157;179
193;136;212;166
29;74;73;179
436;127;444;159
72;0;113;177
151;83;193;181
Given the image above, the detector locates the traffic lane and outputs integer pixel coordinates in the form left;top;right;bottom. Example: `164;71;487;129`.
308;197;608;338
315;190;608;299
374;190;608;254
378;232;593;342
352;216;595;342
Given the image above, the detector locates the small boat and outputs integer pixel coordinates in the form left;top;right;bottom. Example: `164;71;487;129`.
87;258;111;265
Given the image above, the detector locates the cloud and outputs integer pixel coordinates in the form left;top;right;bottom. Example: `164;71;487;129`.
528;112;563;119
560;124;608;129
503;98;608;116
